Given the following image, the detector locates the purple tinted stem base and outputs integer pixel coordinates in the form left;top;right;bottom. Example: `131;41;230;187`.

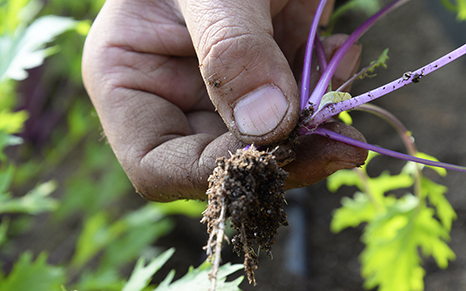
310;126;466;173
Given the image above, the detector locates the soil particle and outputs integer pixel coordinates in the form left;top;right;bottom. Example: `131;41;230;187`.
202;145;288;285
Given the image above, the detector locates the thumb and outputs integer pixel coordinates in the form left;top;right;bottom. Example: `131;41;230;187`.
178;0;299;145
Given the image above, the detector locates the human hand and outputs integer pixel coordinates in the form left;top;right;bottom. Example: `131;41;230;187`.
82;0;366;202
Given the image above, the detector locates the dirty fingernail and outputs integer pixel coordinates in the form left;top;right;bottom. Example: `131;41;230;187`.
334;43;362;82
234;85;289;136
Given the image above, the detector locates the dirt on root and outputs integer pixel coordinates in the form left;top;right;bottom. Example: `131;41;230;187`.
202;146;288;285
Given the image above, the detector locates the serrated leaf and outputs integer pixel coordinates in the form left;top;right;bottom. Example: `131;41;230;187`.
414;207;455;268
0;15;78;82
154;260;243;291
331;192;376;233
369;48;389;72
98;218;173;273
421;177;456;231
361;198;455;291
0;180;58;214
327;169;362;192
361;201;423;291
422;153;447;176
0;252;65;291
71;203;168;269
121;248;175;291
367;171;414;203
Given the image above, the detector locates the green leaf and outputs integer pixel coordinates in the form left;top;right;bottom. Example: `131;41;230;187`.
0;180;58;214
361;196;422;291
0;217;10;248
0;0;31;35
331;192;377;233
122;248;175;291
0;109;28;134
154;260;244;291
71;203;168;269
98;218;173;273
414;207;455;269
338;110;353;125
330;0;383;26
0;79;17;110
422;177;457;231
317;91;352;113
361;196;455;291
155;200;207;218
0;163;14;194
416;152;447;176
0;15;78;82
367;171;414;203
458;0;466;20
327;169;362;192
369;48;389;71
73;268;124;291
0;252;66;291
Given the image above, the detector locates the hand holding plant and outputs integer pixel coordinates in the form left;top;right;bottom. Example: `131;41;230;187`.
82;0;367;202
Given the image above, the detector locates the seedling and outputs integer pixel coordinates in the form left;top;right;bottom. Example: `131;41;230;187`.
202;0;466;290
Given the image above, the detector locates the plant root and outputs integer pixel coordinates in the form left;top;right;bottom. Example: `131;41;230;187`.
201;145;288;289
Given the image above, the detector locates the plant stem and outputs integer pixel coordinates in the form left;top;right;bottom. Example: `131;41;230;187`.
354;104;422;197
309;43;466;128
315;35;328;72
304;0;409;113
310;126;466;173
300;0;328;110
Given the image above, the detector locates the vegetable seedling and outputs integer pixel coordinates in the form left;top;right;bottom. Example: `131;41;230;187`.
203;0;466;290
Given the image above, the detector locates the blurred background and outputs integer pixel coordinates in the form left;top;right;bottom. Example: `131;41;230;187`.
1;0;466;290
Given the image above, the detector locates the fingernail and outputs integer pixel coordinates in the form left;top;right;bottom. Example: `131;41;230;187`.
334;43;362;81
233;85;289;136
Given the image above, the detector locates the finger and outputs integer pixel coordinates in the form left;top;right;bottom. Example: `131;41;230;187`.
83;0;210;113
284;121;368;188
322;34;363;89
177;0;300;145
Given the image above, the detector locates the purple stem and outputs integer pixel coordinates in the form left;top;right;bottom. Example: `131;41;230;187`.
315;35;328;72
308;43;466;128
310;126;466;173
304;0;408;112
300;0;328;110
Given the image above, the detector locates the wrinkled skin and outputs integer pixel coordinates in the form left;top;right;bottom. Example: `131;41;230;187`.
82;0;367;202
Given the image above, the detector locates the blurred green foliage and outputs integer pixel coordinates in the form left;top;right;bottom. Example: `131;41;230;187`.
440;0;466;20
0;0;241;290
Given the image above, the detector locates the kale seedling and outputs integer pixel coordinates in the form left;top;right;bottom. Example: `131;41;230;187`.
202;0;466;289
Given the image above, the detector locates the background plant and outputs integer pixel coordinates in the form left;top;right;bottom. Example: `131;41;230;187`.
0;0;242;290
1;0;466;291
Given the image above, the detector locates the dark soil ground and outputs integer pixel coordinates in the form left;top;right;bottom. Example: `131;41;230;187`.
157;0;466;290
